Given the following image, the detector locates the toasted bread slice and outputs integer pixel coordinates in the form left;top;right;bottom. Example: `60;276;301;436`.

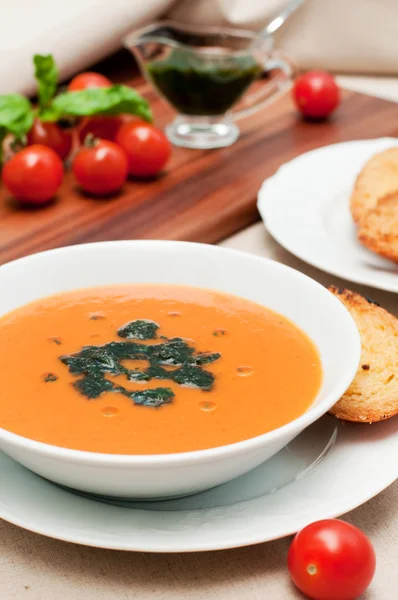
328;286;398;423
357;191;398;263
350;147;398;223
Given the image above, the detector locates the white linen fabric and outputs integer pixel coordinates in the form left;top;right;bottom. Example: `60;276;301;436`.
168;0;398;74
0;0;397;95
0;0;175;95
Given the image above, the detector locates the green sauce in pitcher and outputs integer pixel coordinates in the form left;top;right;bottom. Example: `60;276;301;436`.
147;49;261;116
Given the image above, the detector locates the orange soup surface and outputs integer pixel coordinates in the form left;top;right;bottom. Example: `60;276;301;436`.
0;285;322;454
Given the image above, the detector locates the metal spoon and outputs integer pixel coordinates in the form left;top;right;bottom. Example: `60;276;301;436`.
261;0;306;37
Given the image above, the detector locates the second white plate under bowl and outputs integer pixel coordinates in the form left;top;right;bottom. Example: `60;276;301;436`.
0;414;396;552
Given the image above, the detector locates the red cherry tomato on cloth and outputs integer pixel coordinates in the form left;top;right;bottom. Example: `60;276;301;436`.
68;72;112;91
287;519;376;600
115;121;171;177
72;139;128;196
78;116;122;143
293;71;340;119
2;144;64;205
27;119;73;160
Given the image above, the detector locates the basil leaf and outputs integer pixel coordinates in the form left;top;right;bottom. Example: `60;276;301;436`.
9;111;34;141
131;388;174;407
34;54;58;111
0;94;34;141
0;126;6;149
40;85;152;123
118;319;159;340
0;94;32;127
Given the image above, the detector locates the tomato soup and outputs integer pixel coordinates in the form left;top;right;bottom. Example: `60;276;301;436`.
0;285;322;454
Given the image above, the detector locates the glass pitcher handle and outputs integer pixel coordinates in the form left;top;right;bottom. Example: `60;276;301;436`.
232;55;295;121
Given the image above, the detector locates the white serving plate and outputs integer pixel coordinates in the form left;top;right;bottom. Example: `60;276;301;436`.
258;138;398;292
0;414;396;552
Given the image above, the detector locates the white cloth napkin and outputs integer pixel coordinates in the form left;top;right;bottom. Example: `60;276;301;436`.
0;0;174;95
1;0;397;96
168;0;398;75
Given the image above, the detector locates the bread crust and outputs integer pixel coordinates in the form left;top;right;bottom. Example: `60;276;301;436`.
357;191;398;263
350;148;398;223
328;286;398;423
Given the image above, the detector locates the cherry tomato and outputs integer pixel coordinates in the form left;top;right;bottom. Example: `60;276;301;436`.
72;139;128;195
68;71;112;91
293;71;340;119
115;121;171;177
68;71;121;143
288;519;376;600
78;116;122;143
27;119;73;160
2;145;63;205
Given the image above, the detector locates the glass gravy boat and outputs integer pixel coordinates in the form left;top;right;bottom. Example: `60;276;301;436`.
124;21;294;149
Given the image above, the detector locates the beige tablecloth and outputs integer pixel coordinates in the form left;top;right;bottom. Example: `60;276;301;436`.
0;480;396;600
1;74;398;598
0;221;397;600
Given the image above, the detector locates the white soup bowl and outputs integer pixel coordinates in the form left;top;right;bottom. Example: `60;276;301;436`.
0;241;360;499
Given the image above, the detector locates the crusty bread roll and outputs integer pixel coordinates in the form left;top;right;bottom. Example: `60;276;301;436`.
328;286;398;423
357;191;398;263
350;147;398;223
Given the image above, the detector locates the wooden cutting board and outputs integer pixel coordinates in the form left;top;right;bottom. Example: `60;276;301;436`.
1;51;397;265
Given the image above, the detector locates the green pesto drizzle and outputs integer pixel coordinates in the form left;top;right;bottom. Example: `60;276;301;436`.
59;320;221;407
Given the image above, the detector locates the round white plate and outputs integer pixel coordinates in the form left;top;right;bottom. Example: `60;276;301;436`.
0;415;396;552
257;138;398;292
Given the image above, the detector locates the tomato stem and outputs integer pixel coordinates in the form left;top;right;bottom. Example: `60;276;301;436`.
0;130;5;166
10;136;26;154
307;564;317;575
83;133;99;148
58;116;80;130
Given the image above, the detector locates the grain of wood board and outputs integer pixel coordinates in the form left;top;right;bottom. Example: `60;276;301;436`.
1;55;398;265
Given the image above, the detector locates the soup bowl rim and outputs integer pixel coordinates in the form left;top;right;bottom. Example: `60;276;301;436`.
0;240;361;467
